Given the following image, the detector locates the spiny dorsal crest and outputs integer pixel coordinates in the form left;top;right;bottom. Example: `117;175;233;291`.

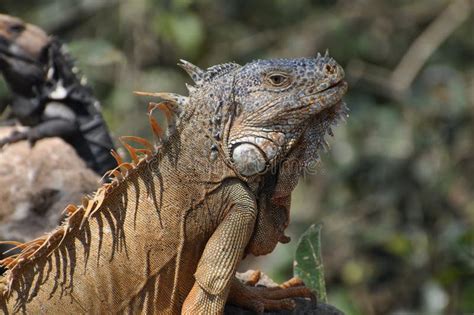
45;38;96;102
178;59;240;87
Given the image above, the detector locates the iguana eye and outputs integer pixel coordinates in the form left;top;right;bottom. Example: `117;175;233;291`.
266;73;290;87
9;23;25;34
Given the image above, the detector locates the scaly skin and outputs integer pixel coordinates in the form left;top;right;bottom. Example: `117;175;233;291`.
0;54;348;314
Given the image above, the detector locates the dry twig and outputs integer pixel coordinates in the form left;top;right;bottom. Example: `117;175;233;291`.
348;0;472;99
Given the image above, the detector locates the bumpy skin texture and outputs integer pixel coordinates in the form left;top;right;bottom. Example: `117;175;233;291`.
0;53;347;314
0;14;115;175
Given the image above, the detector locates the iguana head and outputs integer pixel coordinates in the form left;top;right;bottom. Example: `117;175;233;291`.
178;54;347;179
0;14;50;95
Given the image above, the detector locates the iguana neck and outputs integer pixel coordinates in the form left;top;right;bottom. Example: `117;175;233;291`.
171;104;237;185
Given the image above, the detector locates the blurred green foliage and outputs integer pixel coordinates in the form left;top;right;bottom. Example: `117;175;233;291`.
0;0;473;314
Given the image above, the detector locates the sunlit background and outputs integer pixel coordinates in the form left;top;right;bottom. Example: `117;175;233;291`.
0;0;473;314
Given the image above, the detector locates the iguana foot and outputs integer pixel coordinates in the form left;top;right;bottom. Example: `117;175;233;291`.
0;130;27;149
228;270;315;313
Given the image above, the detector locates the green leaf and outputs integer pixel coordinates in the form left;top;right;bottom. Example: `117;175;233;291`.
294;223;327;302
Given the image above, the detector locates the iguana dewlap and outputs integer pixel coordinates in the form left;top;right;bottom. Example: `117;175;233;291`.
0;54;348;314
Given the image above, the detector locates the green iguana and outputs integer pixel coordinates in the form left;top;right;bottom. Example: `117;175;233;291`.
0;54;348;314
0;14;116;175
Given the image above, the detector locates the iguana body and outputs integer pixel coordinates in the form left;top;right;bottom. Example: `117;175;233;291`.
0;14;115;175
0;54;348;314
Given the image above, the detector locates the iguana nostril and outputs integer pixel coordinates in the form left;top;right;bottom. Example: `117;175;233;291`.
325;64;335;74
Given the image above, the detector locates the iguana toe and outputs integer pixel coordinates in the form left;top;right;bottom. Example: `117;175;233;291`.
279;276;306;289
243;269;262;286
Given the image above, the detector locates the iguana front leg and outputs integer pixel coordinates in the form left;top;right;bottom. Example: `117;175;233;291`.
0;118;78;149
182;185;257;314
0;101;78;148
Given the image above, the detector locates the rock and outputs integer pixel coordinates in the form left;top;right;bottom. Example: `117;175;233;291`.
0;127;99;243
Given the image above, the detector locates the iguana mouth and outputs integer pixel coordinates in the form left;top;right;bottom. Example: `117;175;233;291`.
0;39;39;65
320;79;347;93
303;79;348;112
